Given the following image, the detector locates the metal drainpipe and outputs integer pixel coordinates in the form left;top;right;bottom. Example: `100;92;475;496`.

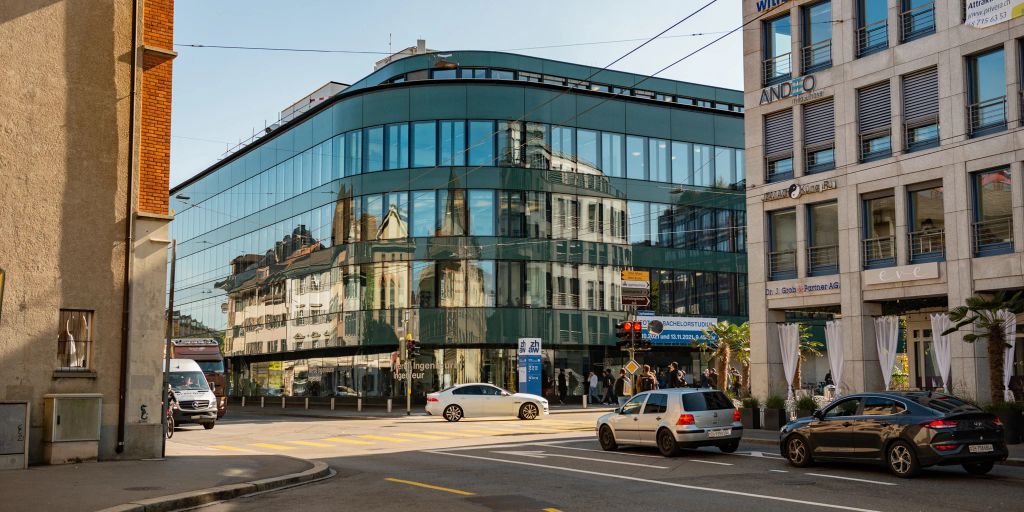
116;0;141;454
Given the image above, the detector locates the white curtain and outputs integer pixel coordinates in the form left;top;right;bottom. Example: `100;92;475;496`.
825;320;843;394
998;310;1017;402
778;323;800;399
874;316;900;390
929;313;952;393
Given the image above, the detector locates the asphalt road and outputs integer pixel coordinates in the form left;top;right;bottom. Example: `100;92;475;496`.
173;412;1024;512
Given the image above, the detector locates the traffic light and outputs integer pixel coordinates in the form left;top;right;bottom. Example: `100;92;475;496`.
407;339;421;358
615;321;633;347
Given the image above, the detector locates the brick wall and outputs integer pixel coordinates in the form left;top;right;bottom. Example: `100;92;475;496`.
138;0;174;215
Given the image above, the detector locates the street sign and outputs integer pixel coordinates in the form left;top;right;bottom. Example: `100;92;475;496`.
621;270;649;281
624;360;640;374
620;280;650;290
621;296;650;307
517;338;542;396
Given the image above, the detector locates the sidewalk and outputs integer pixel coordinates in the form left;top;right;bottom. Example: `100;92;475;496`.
225;401;612;420
0;454;328;512
740;428;1024;466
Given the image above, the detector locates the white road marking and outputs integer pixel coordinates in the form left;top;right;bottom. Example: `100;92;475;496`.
491;450;667;469
740;451;784;459
429;450;882;512
769;469;788;473
806;473;897;486
535;442;664;458
688;459;733;466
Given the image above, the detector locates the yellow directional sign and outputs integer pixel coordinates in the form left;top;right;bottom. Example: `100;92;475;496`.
621;270;649;281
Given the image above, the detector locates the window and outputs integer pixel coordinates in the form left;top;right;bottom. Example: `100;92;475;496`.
768;209;797;280
438;260;466;307
973;169;1013;256
467;260;496;307
492;69;514;80
385;123;409;169
900;0;935;42
499;191;526;237
344;130;362;176
468;121;495;166
628;201;649;245
864;195;896;268
764;109;794;183
526;191;549;239
902;68;939;151
824;398;861;418
643;393;668;414
671;141;692;185
802;1;832;72
908;185;944;262
551;126;575;172
412;261;435;307
862;397;904;415
626;136;647;180
452;385;482;395
57;309;93;370
432;69;456;79
620;394;645;415
497;121;522;166
439;120;466;166
858;82;892;162
525;262;550;308
411;190;437;237
808;202;839;275
714;148;735;188
497;261;524;307
649;138;670;182
412;121;436;167
364;126;384;172
967;48;1007;137
763;14;792;86
601;132;624;177
438;189;466;236
857;0;888;57
468;190;496;236
693;144;714;187
803;99;835;173
681;391;733;411
524;122;550;169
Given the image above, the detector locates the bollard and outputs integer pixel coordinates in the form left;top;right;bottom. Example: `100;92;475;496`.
260;396;265;408
331;398;335;411
241;396;246;408
282;396;286;408
357;398;362;412
305;397;309;410
583;394;588;409
387;398;393;413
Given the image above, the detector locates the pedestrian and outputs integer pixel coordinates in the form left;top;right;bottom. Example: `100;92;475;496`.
710;368;719;389
588;371;601;405
601;369;615;404
700;369;710;388
824;371;834;386
614;369;631;406
730;367;740;395
557;369;567;404
667;362;682;388
679;369;689;387
637;365;657;392
656;366;667;390
567;369;578;398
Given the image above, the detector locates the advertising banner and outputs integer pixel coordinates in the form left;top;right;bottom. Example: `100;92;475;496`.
637;315;718;345
517;338;542;396
965;0;1024;28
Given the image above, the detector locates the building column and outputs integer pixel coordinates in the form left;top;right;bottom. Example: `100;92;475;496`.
840;275;884;393
751;308;788;399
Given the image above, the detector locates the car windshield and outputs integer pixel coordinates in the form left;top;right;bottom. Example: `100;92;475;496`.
168;371;210;391
195;360;225;373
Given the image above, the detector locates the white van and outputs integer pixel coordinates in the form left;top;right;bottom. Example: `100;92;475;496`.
166;359;218;429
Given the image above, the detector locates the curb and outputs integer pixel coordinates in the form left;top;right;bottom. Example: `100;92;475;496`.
96;459;331;512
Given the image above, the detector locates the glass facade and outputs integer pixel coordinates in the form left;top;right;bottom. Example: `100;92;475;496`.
169;54;745;400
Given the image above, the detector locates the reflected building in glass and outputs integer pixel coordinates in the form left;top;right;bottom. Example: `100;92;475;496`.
169;47;747;400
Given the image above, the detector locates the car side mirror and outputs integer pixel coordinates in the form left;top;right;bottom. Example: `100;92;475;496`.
616;407;623;414
501;391;510;396
813;409;824;420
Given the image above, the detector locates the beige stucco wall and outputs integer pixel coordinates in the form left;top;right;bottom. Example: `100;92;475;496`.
0;0;166;462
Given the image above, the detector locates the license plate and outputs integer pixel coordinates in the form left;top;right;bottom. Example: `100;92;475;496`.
969;444;993;453
190;415;203;420
707;428;732;438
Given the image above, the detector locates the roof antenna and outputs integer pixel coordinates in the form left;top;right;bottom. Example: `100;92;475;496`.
388;33;392;56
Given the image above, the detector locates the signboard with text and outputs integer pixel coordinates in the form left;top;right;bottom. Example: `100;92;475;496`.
965;0;1024;28
517;338;543;396
638;316;718;346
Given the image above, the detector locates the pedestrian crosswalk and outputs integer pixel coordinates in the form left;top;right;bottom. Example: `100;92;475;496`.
204;420;594;454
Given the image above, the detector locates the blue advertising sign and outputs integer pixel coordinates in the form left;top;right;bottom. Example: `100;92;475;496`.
639;316;718;346
517;338;543;396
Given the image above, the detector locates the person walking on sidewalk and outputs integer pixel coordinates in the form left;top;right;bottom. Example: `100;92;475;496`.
567;369;579;398
557;369;567;404
601;369;615;404
667;362;682;388
637;365;658;392
588;371;601;405
614;369;632;406
700;368;710;388
709;368;720;390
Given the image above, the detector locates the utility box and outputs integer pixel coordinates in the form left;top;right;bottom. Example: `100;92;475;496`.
42;394;102;465
0;401;29;470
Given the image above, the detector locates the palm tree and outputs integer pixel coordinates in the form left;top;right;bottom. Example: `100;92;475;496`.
792;324;823;392
697;321;749;392
733;334;752;397
943;291;1024;404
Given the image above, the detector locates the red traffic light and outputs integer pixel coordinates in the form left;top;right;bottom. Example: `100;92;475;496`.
631;322;641;331
622;322;633;331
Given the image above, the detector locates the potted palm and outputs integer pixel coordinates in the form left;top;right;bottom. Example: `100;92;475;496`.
792;323;824;394
741;396;760;429
943;291;1024;405
696;321;749;392
763;395;787;430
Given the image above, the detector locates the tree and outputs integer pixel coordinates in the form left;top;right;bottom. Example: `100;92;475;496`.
943;291;1024;404
733;334;752;397
792;324;823;392
697;321;749;392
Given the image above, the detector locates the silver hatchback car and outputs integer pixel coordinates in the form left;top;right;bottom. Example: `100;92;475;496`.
596;388;743;457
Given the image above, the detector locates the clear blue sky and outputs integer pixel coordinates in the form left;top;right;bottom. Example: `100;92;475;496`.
170;0;744;187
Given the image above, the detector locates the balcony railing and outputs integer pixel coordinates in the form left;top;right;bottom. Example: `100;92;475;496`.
769;249;797;280
863;235;896;268
908;228;945;262
857;20;888;57
802;39;832;73
968;96;1008;137
901;2;936;42
57;339;92;371
808;244;839;275
973;217;1014;256
762;53;792;86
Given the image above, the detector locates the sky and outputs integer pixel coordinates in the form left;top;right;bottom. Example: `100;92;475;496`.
170;0;744;188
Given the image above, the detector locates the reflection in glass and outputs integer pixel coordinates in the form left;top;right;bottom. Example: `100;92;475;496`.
693;144;714;187
467;260;496;307
439;121;466;166
525;262;549;308
577;129;599;174
579;196;603;242
438;260;465;307
526;191;549;239
438;189;466;236
651;203;671;247
626;136;646;180
552;194;578;240
411;191;436;237
345;131;362;177
671;141;692;185
468;190;496;236
412;121;436;168
499;191;526;237
468;121;495;166
412;261;435;307
715;147;734;188
601;133;624;178
649;139;669;182
497;261;524;307
497;121;522;166
379;192;408;239
552;263;579;309
524;122;550;169
551;126;575;172
386;123;409;170
365;126;384;172
361;194;383;241
628;201;648;245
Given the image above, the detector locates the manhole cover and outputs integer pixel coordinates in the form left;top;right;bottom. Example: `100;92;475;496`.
123;486;164;491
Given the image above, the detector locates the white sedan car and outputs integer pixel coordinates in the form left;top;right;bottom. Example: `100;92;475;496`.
425;383;549;422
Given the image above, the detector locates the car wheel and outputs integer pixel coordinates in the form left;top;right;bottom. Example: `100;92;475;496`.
785;435;813;468
598;425;618;451
443;404;463;422
886;441;920;478
962;461;994;475
519;402;539;420
203;422;215;430
656;428;681;457
718;440;739;453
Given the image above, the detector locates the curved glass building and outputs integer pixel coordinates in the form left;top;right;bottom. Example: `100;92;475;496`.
169;49;747;400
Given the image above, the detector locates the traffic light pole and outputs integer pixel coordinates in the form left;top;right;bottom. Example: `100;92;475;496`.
404;312;411;416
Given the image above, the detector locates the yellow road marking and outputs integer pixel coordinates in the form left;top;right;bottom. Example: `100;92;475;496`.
394;432;449;440
287;440;333;448
209;445;251;452
324;437;374;445
458;429;515;435
250;442;295;450
424;431;479;438
543;508;564;512
384;477;475;496
359;435;411;443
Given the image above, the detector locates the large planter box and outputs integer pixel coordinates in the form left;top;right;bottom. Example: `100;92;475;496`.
762;408;787;431
741;407;760;430
993;409;1021;445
